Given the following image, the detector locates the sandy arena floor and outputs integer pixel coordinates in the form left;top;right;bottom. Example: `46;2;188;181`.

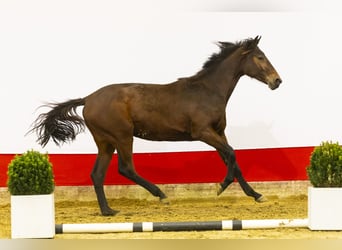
1;193;342;239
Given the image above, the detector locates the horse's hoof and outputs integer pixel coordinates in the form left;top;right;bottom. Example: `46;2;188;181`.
101;208;120;216
216;183;223;196
160;197;170;205
255;195;267;203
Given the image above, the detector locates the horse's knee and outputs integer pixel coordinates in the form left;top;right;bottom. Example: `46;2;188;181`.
118;166;136;178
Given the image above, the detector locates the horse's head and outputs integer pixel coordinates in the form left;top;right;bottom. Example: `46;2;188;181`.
240;36;282;90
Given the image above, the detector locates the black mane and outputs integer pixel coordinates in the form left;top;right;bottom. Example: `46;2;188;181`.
202;42;239;70
191;37;260;79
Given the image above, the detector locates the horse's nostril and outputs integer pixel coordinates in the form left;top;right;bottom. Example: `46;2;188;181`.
275;78;282;85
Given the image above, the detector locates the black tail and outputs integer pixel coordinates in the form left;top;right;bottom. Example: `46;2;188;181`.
29;98;86;147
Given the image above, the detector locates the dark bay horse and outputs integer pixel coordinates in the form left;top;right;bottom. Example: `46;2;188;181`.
30;36;282;216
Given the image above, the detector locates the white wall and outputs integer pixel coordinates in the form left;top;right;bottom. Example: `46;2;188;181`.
0;1;341;153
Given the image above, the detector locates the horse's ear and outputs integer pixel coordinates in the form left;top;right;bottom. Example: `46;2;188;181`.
242;36;261;54
254;35;261;45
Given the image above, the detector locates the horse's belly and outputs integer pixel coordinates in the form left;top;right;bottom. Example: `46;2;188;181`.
133;128;193;142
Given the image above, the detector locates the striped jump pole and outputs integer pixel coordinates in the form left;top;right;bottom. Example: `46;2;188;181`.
55;218;308;234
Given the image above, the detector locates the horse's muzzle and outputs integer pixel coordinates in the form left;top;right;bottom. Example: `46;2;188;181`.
269;78;282;90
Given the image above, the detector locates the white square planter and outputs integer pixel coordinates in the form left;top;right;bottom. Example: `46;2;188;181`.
11;194;55;238
308;187;342;230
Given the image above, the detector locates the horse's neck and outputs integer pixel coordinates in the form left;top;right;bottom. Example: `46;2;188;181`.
203;55;243;104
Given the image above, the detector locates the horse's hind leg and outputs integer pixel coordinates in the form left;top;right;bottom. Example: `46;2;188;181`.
116;140;168;202
91;144;118;216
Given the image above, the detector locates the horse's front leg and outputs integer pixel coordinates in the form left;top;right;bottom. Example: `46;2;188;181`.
199;129;265;202
217;144;266;202
233;162;266;202
197;129;236;196
216;144;236;195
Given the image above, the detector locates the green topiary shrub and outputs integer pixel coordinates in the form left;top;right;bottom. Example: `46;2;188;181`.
7;150;54;195
307;141;342;187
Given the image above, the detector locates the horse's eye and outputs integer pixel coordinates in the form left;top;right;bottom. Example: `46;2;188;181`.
257;56;264;61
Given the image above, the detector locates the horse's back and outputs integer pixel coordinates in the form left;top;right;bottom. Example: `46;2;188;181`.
83;82;176;123
84;82;177;108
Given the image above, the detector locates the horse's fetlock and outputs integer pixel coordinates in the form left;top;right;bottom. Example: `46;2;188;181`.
216;183;224;196
160;197;170;205
255;195;267;203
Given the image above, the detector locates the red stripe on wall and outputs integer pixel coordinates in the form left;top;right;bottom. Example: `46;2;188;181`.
0;147;313;187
